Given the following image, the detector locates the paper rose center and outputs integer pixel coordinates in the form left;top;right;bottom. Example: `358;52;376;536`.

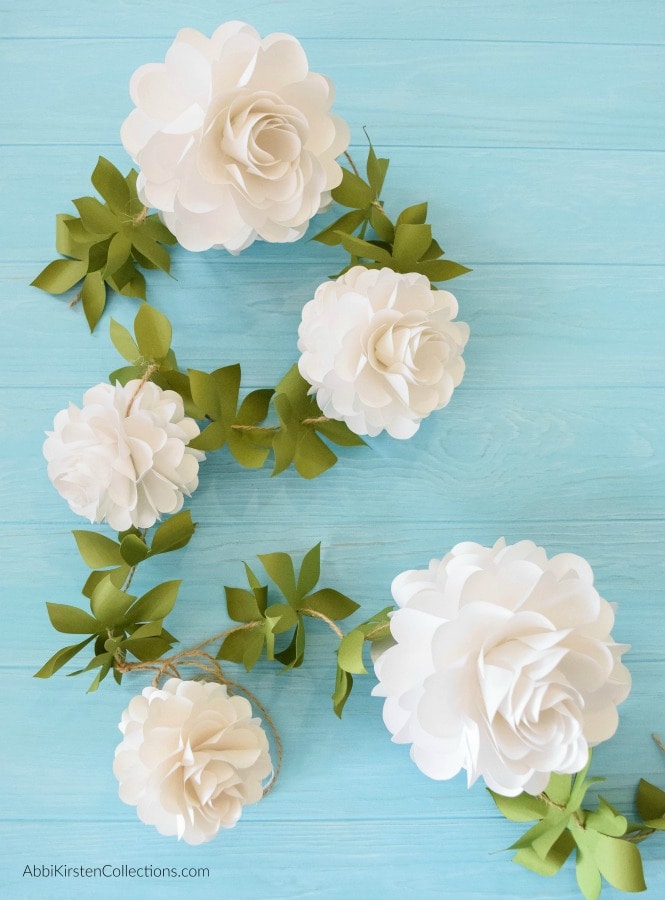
201;90;307;188
364;312;440;381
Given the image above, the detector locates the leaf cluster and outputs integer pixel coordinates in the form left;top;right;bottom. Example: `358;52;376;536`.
35;511;196;690
32;157;176;331
489;755;650;898
109;306;364;480
313;137;470;285
332;606;392;717
218;543;359;674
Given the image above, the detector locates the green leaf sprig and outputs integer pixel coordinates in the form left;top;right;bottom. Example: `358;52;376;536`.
218;542;360;672
108;304;365;480
313;134;471;285
35;510;195;691
489;748;665;899
32;157;176;331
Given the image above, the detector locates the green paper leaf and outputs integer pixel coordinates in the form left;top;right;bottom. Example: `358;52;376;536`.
271;422;297;477
585;797;628;837
188;369;221;420
129;230;171;273
126;620;165;641
81;569;108;600
337;629;367;674
211;364;242;424
134;303;172;361
119;533;149;566
241;630;265;671
244;563;263;593
108;262;146;301
488;790;548;823
142;216;176;245
637;778;665;822
34;636;95;678
332;666;353;718
315;418;366;447
396;202;428;226
109;364;145;386
264;603;299;634
304;588;359;621
337;233;393;265
72;530;122;569
87;659;113;693
91;157;131;215
332;167;374;209
31;258;87;294
125;580;181;624
575;838;602;900
227;429;272;468
294;430;338;479
297;543;320;598
55;214;88;259
259;552;298;604
81;270;106;332
579;829;647;893
110;318;140;363
72;196;118;235
370;205;394;243
123;635;173;662
513;831;575;877
274;620;305;669
151;510;196;555
236;389;274;426
545;772;573;806
104;232;132;278
225;587;264;623
417;259;471;282
46;602;99;635
312;209;367;245
90;575;135;626
366;140;389;197
217;626;263;669
392;223;432;267
190;420;227;453
509;814;568;854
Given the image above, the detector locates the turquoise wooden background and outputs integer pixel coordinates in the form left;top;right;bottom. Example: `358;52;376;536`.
2;1;664;897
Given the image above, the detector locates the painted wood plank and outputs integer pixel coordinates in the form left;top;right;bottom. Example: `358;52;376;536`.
2;39;664;150
10;518;665;661
2;385;662;526
3;659;665;823
3;0;664;44
2;262;663;389
5;147;665;266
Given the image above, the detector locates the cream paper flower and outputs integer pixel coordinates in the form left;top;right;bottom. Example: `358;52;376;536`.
114;679;272;844
372;539;631;796
297;266;469;439
121;22;350;253
43;380;203;531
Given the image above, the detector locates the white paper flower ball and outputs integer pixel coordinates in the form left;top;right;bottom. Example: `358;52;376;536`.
113;679;272;844
121;22;350;253
297;266;469;439
43;380;203;531
372;539;631;796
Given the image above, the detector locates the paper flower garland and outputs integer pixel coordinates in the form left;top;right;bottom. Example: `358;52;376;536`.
43;380;203;530
114;679;272;844
121;22;349;253
372;539;631;795
298;266;469;438
31;18;664;899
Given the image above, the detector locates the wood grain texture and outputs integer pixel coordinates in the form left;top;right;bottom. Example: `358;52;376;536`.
1;1;664;898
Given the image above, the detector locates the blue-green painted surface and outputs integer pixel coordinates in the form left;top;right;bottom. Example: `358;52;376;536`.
1;2;664;897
